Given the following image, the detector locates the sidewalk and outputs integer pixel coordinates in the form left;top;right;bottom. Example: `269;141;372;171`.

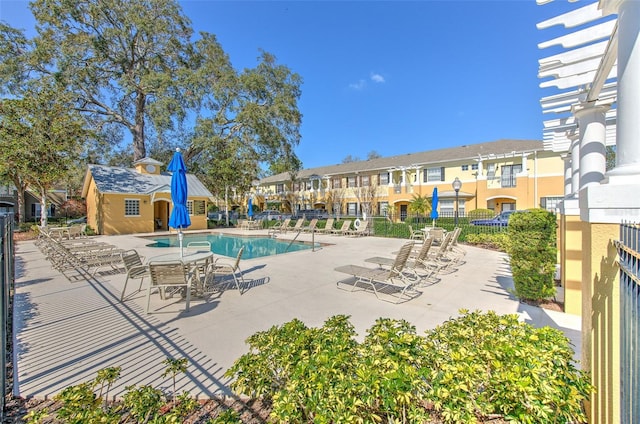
13;230;581;399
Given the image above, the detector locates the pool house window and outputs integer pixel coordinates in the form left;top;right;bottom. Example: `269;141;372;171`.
124;199;140;216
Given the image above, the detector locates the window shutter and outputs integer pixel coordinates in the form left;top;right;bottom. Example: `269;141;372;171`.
440;167;445;181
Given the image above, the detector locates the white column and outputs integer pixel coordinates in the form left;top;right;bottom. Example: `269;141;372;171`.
569;134;580;196
562;153;572;196
608;0;640;180
574;104;609;190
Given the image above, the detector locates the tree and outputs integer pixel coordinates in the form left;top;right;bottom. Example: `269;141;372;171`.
366;150;382;160
408;194;432;216
0;1;303;184
0;81;88;226
342;155;360;164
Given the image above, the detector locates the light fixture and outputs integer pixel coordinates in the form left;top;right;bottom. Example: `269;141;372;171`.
452;177;462;227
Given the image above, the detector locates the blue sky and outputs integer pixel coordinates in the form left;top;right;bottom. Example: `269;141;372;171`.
1;1;572;170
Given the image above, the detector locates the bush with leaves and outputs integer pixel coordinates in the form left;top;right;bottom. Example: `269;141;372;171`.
467;208;496;220
465;232;509;251
423;310;591;423
26;360;197;424
226;312;591;423
506;209;558;301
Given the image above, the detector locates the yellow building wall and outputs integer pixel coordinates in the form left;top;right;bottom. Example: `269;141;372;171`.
581;222;620;424
562;214;583;316
102;194;155;235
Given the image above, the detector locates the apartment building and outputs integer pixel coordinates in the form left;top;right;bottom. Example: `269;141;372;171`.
256;139;565;220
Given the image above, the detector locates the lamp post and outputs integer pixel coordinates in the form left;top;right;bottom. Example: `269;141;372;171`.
452;177;462;227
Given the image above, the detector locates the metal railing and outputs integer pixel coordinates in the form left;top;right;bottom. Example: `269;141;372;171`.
615;222;639;424
0;214;15;420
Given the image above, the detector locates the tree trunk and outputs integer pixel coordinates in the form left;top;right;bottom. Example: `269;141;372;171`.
132;91;147;162
39;187;48;227
10;174;27;225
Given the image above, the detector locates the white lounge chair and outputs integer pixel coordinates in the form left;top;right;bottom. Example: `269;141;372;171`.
335;242;420;303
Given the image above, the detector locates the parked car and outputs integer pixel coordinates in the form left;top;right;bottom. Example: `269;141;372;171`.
294;209;330;220
470;210;523;227
253;210;290;221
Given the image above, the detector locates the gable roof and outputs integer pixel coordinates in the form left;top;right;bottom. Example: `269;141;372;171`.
82;164;214;198
260;139;545;183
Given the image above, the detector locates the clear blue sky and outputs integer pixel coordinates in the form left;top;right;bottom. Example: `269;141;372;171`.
1;1;572;170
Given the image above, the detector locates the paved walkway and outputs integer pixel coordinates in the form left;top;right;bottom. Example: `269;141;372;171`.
13;229;582;400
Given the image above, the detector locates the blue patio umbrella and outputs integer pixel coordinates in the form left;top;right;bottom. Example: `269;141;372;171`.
248;197;254;219
168;148;191;256
430;187;439;227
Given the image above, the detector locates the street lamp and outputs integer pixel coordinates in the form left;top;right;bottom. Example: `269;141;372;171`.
452;177;462;227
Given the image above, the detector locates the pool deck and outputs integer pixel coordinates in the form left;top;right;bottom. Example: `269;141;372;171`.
13;228;582;400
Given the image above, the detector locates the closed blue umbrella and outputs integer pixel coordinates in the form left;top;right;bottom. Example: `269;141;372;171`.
168;148;191;257
248;197;254;219
430;187;439;227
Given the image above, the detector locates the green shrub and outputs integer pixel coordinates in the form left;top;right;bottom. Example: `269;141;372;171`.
507;209;557;301
226;313;591;424
423;310;591;423
465;232;509;251
467;209;495;220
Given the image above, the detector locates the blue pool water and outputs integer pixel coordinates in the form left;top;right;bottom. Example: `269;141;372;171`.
144;233;315;259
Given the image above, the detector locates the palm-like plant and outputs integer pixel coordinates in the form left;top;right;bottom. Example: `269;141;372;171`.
408;194;432;216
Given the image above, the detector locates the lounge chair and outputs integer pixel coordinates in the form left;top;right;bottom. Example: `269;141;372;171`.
303;218;318;233
146;261;193;313
289;218;305;233
331;220;352;236
345;219;369;237
204;246;246;294
120;249;151;301
408;225;426;241
370;238;438;284
317;218;335;234
426;227;446;245
270;218;291;234
335;242;420;303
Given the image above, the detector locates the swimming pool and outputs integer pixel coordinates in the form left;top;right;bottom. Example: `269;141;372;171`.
144;233;316;259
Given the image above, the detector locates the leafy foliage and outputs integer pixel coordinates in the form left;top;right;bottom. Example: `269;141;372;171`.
423;310;590;423
226;313;590;423
28;359;197;424
506;209;558;301
408;193;432;216
465;233;509;251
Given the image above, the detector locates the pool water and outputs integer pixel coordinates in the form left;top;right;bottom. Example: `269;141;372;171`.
144;233;315;259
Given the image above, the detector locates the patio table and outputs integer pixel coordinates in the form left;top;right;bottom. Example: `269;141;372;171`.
149;251;213;296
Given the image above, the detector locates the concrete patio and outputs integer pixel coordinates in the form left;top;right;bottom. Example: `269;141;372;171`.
13;229;582;400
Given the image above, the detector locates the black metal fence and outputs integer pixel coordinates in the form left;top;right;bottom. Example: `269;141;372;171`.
615;222;640;424
0;214;15;420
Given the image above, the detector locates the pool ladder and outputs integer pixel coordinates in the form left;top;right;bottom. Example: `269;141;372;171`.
285;229;316;252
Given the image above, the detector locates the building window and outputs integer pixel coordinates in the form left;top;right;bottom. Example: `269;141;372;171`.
333;202;342;215
347;202;357;215
332;178;341;189
378;201;389;216
125;199;140;216
276;184;285;193
487;163;496;180
424;167;444;182
501;164;522;188
439;199;466;216
361;175;370;187
461;165;469;171
187;200;194;215
471;163;478;170
541;196;563;211
379;172;389;185
192;200;206;215
347;177;357;188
